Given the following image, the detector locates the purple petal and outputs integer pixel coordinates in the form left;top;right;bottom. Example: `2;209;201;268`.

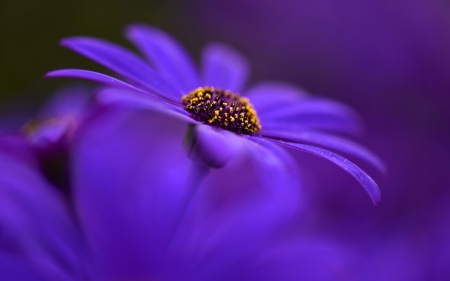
262;119;362;135
71;106;193;279
27;121;67;147
184;125;241;168
263;137;381;205
37;85;91;118
259;98;363;134
60;37;181;99
46;68;166;97
126;24;199;93
244;82;308;113
202;43;249;92
261;98;360;119
242;135;300;215
96;87;198;125
262;129;386;174
175;136;300;279
0;137;89;279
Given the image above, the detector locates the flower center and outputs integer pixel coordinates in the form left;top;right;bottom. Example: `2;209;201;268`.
182;87;261;134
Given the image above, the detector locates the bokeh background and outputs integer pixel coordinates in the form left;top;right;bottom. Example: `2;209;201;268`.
1;0;450;279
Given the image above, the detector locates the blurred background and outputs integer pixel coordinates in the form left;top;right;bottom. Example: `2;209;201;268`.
1;0;450;279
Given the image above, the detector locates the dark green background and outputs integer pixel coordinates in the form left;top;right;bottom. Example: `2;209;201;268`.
0;0;203;111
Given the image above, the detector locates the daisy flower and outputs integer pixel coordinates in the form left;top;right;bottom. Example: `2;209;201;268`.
46;24;384;204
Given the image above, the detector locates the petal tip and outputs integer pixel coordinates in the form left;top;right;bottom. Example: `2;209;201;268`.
372;193;381;205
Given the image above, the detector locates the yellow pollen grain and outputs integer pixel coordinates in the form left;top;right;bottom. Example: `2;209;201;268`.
182;87;262;134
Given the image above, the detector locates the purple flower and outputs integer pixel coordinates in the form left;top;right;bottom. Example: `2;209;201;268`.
22;85;92;152
46;24;384;204
19;85;94;192
0;105;352;281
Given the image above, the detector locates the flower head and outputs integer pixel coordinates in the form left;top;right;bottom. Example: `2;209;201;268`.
46;24;384;204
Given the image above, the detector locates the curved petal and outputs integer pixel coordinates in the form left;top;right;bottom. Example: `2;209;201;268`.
0;136;89;280
170;136;300;280
71;106;193;280
96;87;198;125
60;37;181;99
242;135;300;215
259;98;361;124
45;69;155;97
126;24;199;93
263;137;380;205
244;82;308;113
262;118;363;136
258;98;363;135
183;125;241;168
202;43;249;93
37;85;91;118
262;129;386;174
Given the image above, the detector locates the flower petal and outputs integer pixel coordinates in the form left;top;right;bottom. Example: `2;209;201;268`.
244;82;308;113
96;87;198;125
263;137;381;205
202;43;249;92
60;37;181;99
262;119;362;136
243;135;300;215
0;135;89;280
261;98;360;120
260;98;363;135
126;24;199;93
46;68;162;97
71;106;193;279
262;129;386;174
183;125;241;168
173;136;300;279
37;85;91;118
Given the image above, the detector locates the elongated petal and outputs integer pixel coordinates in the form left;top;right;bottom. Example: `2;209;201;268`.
202;43;249;92
264;137;380;205
260;98;360;122
244;82;308;113
71;106;193;279
0;135;89;280
173;136;300;280
183;125;241;168
262;117;362;135
60;37;181;99
37;85;91;118
262;129;386;174
46;69;179;103
126;24;199;93
243;135;300;214
96;87;198;125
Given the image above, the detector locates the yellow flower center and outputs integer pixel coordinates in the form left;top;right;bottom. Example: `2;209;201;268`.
182;87;261;134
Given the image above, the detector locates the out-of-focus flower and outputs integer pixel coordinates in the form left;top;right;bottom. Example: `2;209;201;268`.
0;105;352;281
22;85;92;152
20;85;94;192
46;24;384;204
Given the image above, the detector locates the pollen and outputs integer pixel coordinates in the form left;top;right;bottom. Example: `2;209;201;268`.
182;87;262;134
